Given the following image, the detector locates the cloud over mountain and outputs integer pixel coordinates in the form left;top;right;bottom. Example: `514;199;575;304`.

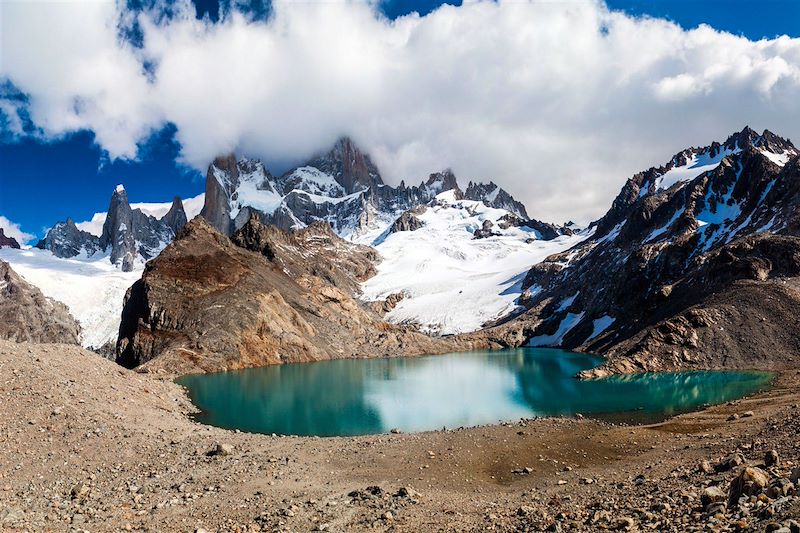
0;216;34;245
1;0;799;222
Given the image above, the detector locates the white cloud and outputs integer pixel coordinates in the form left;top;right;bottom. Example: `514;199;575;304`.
0;215;34;245
1;0;799;223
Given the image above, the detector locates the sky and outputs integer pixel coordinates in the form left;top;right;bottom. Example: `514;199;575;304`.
1;0;799;243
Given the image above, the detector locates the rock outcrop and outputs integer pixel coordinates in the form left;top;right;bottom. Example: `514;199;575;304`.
0;260;81;344
465;181;529;219
116;217;478;374
390;208;425;233
0;228;21;249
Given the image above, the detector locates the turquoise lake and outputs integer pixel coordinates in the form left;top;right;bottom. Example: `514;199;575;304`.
177;348;773;437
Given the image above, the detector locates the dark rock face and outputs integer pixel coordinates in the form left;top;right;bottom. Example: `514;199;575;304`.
162;197;188;234
36;219;100;257
40;186;188;271
116;218;477;374
473;219;498;239
521;219;573;241
99;186;177;271
492;127;800;375
0;260;81;344
200;154;239;235
390;208;425;233
0;228;20;249
489;213;572;241
304;136;383;194
99;186;138;270
465;181;529;219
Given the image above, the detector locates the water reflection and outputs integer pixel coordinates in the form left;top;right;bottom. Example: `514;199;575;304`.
177;349;773;437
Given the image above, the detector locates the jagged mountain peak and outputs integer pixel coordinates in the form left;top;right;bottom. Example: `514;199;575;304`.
722;125;795;155
306;136;383;194
423;169;461;194
37;185;184;271
463;180;529;220
162;196;188;234
514;126;800;362
595;127;798;238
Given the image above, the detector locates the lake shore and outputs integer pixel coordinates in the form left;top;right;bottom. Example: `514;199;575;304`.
1;339;798;532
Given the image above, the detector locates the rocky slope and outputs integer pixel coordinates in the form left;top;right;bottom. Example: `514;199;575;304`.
0;260;81;344
489;127;800;374
116;217;479;374
37;185;189;271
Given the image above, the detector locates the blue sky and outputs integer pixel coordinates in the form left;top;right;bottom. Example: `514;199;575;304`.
1;0;799;242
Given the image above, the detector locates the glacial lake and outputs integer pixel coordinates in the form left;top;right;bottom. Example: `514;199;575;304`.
177;348;773;437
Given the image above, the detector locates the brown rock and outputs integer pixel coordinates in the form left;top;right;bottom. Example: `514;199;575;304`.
765;449;779;467
116;218;475;374
728;466;770;506
0;261;81;344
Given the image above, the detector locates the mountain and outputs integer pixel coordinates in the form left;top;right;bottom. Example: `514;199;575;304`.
37;185;190;271
0;260;81;344
116;217;480;374
480;127;800;374
197;137;549;245
0;228;21;249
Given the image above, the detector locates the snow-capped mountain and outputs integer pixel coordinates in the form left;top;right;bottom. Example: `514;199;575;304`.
198;137;544;245
37;185;195;271
495;126;800;373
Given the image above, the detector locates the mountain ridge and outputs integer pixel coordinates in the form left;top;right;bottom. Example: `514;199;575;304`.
470;126;800;375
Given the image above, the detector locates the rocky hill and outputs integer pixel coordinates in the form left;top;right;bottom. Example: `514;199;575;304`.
116;217;480;374
482;127;800;374
0;260;81;344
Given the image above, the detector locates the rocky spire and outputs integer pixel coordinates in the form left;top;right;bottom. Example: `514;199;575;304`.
162;196;188;234
200;154;238;235
99;185;138;271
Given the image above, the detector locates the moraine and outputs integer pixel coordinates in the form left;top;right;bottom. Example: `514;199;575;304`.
177;348;772;437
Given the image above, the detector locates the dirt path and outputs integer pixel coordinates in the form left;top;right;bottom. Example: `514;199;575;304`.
1;340;798;532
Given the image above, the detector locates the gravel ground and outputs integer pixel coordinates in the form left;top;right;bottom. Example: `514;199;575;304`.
0;340;797;532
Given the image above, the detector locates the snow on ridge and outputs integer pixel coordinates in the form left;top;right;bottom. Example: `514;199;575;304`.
655;147;740;192
484;185;500;203
361;198;587;335
760;149;796;167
